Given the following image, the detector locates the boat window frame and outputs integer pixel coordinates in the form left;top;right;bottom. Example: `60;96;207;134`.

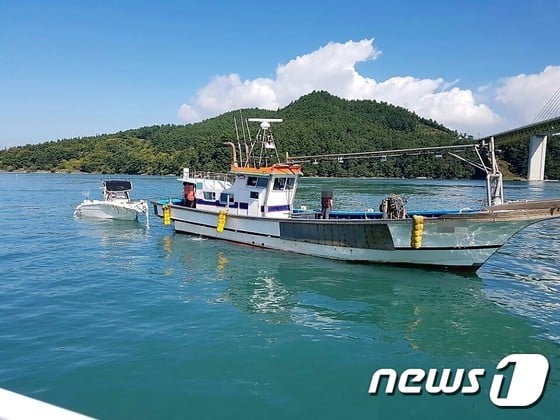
273;177;287;191
257;177;269;188
285;177;295;190
247;176;269;188
203;191;216;201
272;177;295;191
219;192;235;205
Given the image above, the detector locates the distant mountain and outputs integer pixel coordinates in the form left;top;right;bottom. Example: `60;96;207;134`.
1;91;557;179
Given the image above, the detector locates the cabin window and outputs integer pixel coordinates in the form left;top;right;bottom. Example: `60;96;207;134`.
203;191;216;201
219;193;234;204
248;176;269;188
250;191;259;199
273;177;287;190
286;177;295;190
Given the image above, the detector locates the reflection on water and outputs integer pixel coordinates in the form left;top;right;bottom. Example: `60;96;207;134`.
162;233;560;361
479;219;560;343
73;217;152;273
75;217;148;244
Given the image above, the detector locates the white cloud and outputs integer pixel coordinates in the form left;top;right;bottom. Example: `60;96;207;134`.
495;65;560;124
274;39;381;102
178;74;278;122
177;39;559;136
177;104;200;122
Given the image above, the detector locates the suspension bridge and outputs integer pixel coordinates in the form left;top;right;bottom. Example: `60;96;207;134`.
287;89;560;181
479;114;560;181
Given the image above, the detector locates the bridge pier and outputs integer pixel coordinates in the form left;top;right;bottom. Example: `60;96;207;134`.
527;135;548;181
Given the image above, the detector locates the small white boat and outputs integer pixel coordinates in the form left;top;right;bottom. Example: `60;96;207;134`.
75;180;147;221
152;118;560;270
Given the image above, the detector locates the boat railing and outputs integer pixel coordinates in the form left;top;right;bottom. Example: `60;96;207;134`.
290;209;318;219
290;208;483;221
185;170;235;184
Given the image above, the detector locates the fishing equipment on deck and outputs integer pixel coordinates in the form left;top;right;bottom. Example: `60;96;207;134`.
380;195;407;219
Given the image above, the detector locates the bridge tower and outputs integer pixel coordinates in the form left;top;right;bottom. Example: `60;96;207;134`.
527;135;548;181
527;88;560;181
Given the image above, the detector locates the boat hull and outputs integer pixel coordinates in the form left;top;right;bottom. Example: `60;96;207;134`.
74;201;144;221
165;204;558;270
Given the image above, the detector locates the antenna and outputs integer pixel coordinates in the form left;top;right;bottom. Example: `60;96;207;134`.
247;118;283;124
246;118;283;167
234;116;244;166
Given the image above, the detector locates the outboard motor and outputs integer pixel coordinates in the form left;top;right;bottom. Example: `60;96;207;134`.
379;195;407;219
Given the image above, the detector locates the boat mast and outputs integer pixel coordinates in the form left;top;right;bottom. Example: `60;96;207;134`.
456;137;504;207
234;117;244;167
246;118;283;167
485;136;504;206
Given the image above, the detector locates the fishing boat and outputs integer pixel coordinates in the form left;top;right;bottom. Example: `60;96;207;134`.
152;118;560;270
75;180;147;221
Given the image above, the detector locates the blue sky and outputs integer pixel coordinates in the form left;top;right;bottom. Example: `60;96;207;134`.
1;0;559;148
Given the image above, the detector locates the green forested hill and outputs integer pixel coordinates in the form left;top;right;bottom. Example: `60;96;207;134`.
1;91;557;179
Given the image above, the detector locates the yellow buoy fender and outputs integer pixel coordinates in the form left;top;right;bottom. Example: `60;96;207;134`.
410;215;424;249
163;205;171;226
216;210;228;233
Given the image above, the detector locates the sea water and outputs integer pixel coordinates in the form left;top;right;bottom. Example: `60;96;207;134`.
0;173;559;419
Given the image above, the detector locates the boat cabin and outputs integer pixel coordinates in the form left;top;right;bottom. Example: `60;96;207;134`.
174;118;302;218
221;171;298;218
178;167;300;218
103;180;132;201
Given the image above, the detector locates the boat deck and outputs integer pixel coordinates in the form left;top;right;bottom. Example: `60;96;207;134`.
291;208;480;220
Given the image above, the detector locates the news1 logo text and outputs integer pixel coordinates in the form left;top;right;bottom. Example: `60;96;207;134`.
368;354;549;408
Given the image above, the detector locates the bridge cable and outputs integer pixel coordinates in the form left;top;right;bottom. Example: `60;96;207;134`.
534;87;560;122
